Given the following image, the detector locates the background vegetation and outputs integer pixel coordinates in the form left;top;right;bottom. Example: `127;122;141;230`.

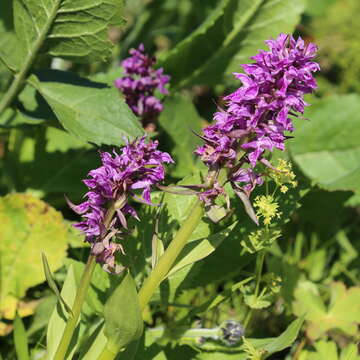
0;0;359;359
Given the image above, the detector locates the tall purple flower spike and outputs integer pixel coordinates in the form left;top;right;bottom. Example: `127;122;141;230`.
195;34;319;213
68;137;173;272
114;44;170;129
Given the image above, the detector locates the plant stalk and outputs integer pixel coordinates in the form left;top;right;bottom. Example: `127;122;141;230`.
98;198;205;358
53;204;116;360
0;0;62;114
244;249;266;329
53;255;96;360
138;198;204;311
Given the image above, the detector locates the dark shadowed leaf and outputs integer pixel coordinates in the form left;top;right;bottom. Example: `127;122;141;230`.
160;0;305;87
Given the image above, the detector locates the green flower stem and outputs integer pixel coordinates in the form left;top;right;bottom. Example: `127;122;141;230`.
53;204;116;360
138;198;204;311
53;255;97;360
97;198;205;359
244;249;266;329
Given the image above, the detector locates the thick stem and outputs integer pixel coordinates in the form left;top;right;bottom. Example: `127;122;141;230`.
0;0;62;114
98;198;205;358
138;198;204;310
53;205;116;360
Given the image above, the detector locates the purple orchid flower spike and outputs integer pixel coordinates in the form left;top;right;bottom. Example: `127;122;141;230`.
67;136;174;272
195;33;319;222
115;44;170;130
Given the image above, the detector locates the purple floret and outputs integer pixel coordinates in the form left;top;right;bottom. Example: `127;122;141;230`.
196;33;319;200
114;44;170;128
68;137;173;272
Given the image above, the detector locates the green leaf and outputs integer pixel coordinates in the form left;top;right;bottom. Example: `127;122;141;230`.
262;316;304;356
13;0;124;64
66;258;116;315
103;272;143;352
293;281;360;340
46;265;79;360
78;322;107;360
42;252;73;317
167;222;237;277
13;313;30;360
26;295;57;337
0;0;22;72
290;94;360;194
158;94;203;177
0;193;69;318
160;0;305;87
28;72;143;146
194;318;303;359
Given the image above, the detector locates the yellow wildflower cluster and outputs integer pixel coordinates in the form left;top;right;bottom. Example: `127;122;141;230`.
270;159;297;193
254;195;281;225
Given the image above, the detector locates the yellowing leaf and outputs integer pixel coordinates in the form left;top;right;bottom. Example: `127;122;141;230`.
0;193;72;317
293;281;360;339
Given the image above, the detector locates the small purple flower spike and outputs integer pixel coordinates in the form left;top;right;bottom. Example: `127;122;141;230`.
195;34;319;213
68;137;174;272
115;44;170;130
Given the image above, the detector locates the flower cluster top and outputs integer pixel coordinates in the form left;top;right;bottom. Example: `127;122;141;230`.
114;44;170;128
196;34;319;199
68;137;173;272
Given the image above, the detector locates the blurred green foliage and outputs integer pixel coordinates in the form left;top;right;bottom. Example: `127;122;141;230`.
0;0;360;359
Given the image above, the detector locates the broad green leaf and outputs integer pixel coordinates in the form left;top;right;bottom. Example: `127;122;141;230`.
13;0;124;64
293;281;360;340
13;313;30;360
78;322;107;360
158;94;203;177
0;193;69;318
103;272;143;352
42;252;73;316
262;316;304;356
28;72;143;146
159;174;210;244
160;0;305;87
290;95;360;194
46;265;79;360
66;258;117;315
305;0;336;16
3;125;96;203
167;222;237;277
0;0;22;72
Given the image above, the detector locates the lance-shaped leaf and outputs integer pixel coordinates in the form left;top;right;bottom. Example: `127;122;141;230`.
13;313;30;360
167;222;237;277
13;0;124;64
28;72;143;146
103;273;143;353
41;252;73;317
47;265;80;360
160;0;305;87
